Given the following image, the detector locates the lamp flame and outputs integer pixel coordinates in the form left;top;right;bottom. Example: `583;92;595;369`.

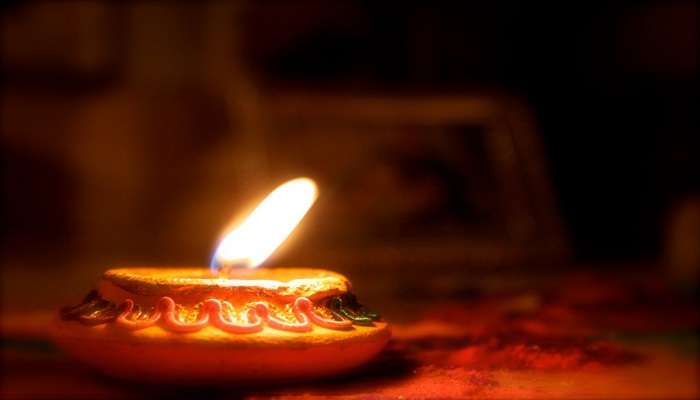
211;177;318;271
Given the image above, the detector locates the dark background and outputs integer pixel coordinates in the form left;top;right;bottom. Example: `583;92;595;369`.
1;1;698;308
243;1;698;260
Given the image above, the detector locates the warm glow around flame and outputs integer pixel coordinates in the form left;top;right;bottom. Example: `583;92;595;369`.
211;177;318;271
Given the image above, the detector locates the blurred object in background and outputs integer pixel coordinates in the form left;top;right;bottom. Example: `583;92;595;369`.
664;197;700;290
1;2;124;83
264;93;568;269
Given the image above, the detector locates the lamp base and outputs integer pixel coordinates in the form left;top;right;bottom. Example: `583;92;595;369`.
52;267;390;383
52;321;390;383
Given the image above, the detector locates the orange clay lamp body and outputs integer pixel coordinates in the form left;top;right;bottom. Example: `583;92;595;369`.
52;178;390;383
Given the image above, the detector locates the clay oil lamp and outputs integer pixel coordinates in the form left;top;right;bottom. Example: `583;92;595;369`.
53;178;390;383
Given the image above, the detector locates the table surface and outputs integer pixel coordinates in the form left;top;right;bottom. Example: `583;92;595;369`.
2;270;698;399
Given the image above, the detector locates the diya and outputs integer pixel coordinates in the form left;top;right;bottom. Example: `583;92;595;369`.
52;178;390;383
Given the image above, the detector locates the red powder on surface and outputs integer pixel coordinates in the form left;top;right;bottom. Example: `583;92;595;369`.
445;340;641;371
447;344;580;370
374;366;498;399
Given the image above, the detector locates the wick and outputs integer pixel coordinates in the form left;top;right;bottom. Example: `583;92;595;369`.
214;262;254;278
